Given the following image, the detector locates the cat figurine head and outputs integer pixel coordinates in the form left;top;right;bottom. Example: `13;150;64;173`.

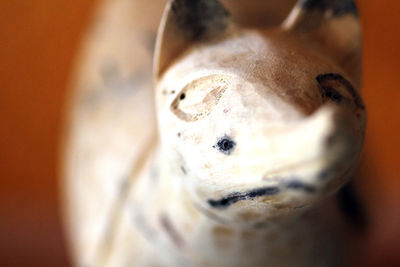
153;0;365;226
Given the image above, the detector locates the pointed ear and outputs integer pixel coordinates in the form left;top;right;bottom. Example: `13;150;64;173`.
153;0;231;79
283;0;361;87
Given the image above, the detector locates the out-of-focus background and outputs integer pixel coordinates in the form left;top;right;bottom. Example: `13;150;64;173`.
0;0;399;266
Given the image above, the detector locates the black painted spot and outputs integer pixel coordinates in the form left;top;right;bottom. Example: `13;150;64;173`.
214;136;236;155
208;187;280;209
337;182;367;231
300;0;358;16
318;169;331;180
286;181;316;193
171;0;230;41
160;214;185;248
180;93;186;100
180;165;187;175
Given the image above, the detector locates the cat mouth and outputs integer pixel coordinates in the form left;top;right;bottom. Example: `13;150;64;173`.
207;154;357;210
207;180;316;209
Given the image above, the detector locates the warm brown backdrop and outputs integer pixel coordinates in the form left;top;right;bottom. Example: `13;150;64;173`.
0;1;399;266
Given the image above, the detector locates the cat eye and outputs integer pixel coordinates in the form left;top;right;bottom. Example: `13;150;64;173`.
320;87;343;103
170;74;230;122
316;73;364;110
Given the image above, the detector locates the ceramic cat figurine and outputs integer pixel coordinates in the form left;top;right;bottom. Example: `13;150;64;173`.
62;0;365;266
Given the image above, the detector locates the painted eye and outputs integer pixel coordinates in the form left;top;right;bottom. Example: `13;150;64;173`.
214;136;236;155
321;87;343;103
170;74;230;122
316;73;365;109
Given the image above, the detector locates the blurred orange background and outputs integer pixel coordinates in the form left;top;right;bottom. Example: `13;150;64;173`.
0;0;399;266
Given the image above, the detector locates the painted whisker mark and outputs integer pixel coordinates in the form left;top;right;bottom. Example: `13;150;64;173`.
207;180;317;209
208;187;280;209
286;181;316;193
160;214;186;249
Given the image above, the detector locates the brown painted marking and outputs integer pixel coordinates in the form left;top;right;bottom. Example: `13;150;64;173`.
160;214;185;249
273;203;293;210
237;211;263;222
213;225;235;249
213;225;234;237
260;195;278;203
241;230;259;240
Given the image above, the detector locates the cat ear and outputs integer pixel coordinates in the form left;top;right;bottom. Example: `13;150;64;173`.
154;0;231;79
282;0;361;87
